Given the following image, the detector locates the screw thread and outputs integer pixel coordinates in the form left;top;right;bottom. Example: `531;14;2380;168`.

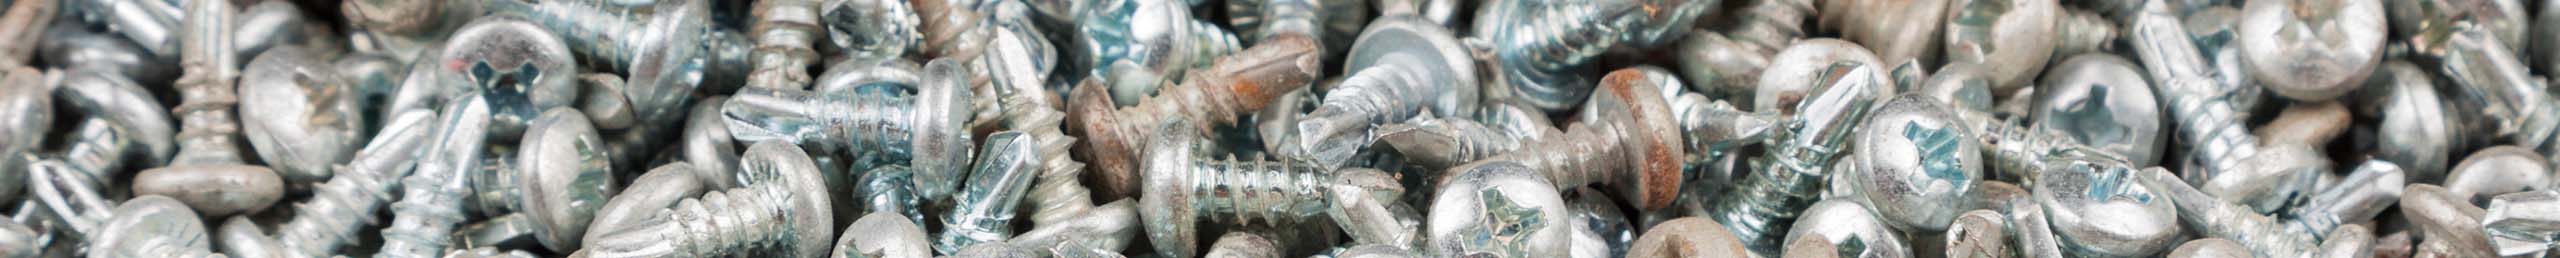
377;98;491;258
1955;110;2076;183
1666;94;1772;167
1181;21;1244;70
858;165;928;226
275;113;435;258
937;133;1043;254
1374;117;1532;169
2157;77;2261;177
466;156;521;216
1123;37;1325;135
171;0;247;166
1005;99;1098;226
1228;0;1321;44
1506;123;1630;191
1708;158;1823;256
722;87;921;158
586;183;804;257
1182;156;1332;225
482;0;650;70
911;0;992;60
748;0;821;91
1487;1;1621;110
824;0;922;61
53;120;133;185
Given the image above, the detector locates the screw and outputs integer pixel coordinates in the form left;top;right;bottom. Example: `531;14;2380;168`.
1203;232;1283;258
2426;27;2560;165
452;212;543;249
724;58;976;200
1289;15;1478;170
1474;0;1714;112
1942;210;2006;258
576;142;834;257
820;0;921;62
0;68;48;203
1424;160;1572;258
238;46;362;185
81;195;225;258
481;0;717;122
936;131;1043;253
2179;6;2269;114
1226;0;1365;53
1615;66;1778;185
834;212;932;258
1074;0;1244;104
2165;238;2247;258
1370;115;1553;171
231;1;312;63
2029;54;2165;167
1141;118;1401;258
1622;217;1749;258
857;165;927;226
66;0;180;58
342;0;444;35
2285;161;2408;236
137;0;284;218
1916;63;1994;113
966;6;1061;118
2312;225;2376;258
376;93;493;258
514;108;622;252
1940;0;2055;93
2236;0;2385;101
2032;155;2180;257
1324;167;1418;249
2443;146;2550;199
1563;188;1633;258
910;0;993;61
582;163;710;250
424;16;582;140
1844;95;1983;233
1445;68;1684;210
1064;35;1321;199
1706;39;1888;256
442;247;541;258
2401;184;2497;258
747;0;825;93
2356;60;2458;182
266;109;436;258
1816;0;1947;65
2135;164;2328;258
46;69;176;186
1781;199;1913;258
2129;1;2325;212
2483;190;2560;256
40;21;179;83
1966;181;2065;258
1010;199;1142;255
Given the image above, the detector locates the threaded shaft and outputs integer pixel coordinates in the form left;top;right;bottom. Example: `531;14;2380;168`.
1488;0;1626;110
911;0;991;60
171;0;245;166
832;87;921;160
1374;117;1531;169
748;0;821;91
1182;156;1331;224
2158;77;2260;177
481;0;650;70
1122;37;1324;136
937;132;1042;254
54;120;133;185
2434;29;2560;161
1955;110;2077;183
1710;104;1863;255
859;165;927;226
1229;0;1321;44
1324;57;1447;127
1181;21;1243;70
377;98;491;258
722;86;920;158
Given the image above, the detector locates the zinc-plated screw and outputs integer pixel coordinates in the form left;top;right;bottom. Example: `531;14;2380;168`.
936;131;1044;253
857;165;927;226
1781;199;1913;258
2483;190;2560;256
1707;39;1888;256
1064;35;1321;199
342;0;444;35
2129;1;2325;212
138;0;283;218
581;163;710;251
1940;0;2055;93
2165;238;2247;258
819;0;920;62
1967;181;2065;258
40;21;178;83
1816;0;1946;65
2036;156;2179;257
577;142;834;258
45;69;177;189
515;108;622;252
67;0;180;58
377;94;492;258
441;247;541;258
909;0;993;61
2236;0;2385;101
452;212;542;249
231;1;311;63
2402;184;2498;257
1447;68;1685;210
1942;210;2007;258
1204;232;1283;258
747;0;824;92
28;157;223;258
2443;146;2550;199
435;15;581;140
2134;166;2316;258
1142;118;1402;258
239;46;363;185
1624;217;1749;258
1290;15;1479;170
1473;0;1714;112
834;212;931;258
1565;188;1632;258
0;0;56;68
724;58;976;200
2356;60;2458;183
268;110;436;258
1370;115;1557;171
1226;0;1365;55
1009;199;1142;255
2426;26;2560;166
1074;0;1243;104
481;0;716;122
1844;96;1983;233
1425;161;1572;258
2030;54;2164;167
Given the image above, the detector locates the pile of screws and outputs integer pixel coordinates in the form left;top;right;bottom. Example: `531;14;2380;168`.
5;0;2559;257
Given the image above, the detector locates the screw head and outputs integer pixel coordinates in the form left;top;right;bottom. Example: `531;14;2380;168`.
1915;63;1994;112
1589;68;1687;210
2165;238;2248;258
1625;217;1750;258
837;212;933;258
1781;199;1913;258
130;164;284;217
439;16;579;139
2445;146;2552;198
1141;117;1205;258
1851;95;1982;232
1347;15;1479;116
2035;153;2180;257
1427;160;1570;258
1941;0;2059;93
1067;78;1145;199
241;46;365;184
2236;0;2384;101
2031;53;2164;166
518;108;620;252
623;0;712;121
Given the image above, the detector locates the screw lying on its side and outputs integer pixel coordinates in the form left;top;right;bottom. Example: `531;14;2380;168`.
134;0;284;218
1782;199;1914;258
2355;60;2459;182
576;142;835;257
1074;0;1243;105
1143;118;1402;258
376;94;493;258
723;58;976;200
2128;1;2326;213
1065;35;1321;199
481;0;718;122
1287;15;1478;170
2483;190;2560;256
1707;39;1888;256
1439;67;1685;210
515;108;622;252
272;110;438;258
1474;0;1714;112
238;45;365;185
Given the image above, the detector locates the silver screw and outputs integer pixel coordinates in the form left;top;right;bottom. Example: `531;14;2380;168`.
1942;210;2007;258
2165;238;2247;258
581;163;710;250
1370;115;1555;171
819;0;921;62
1781;199;1913;258
2285;160;2408;236
0;68;49;203
0;0;57;68
342;0;446;35
239;46;363;186
857;165;926;225
1967;181;2065;258
834;212;932;258
910;0;993;61
1845;96;1983;233
1473;0;1714;112
2129;1;2324;212
137;0;283;218
1623;217;1749;258
1706;39;1888;256
452;212;542;249
2236;0;2385;101
1564;188;1629;258
1816;0;1947;65
2426;25;2560;166
1226;0;1365;55
40;22;179;84
1424;160;1572;258
1448;67;1687;210
429;15;582;140
936;131;1043;253
747;0;823;92
44;69;175;190
2029;54;2164;167
376;94;491;258
1064;36;1321;200
480;0;719;122
1141;118;1401;258
2443;146;2550;199
440;247;541;258
2035;155;2179;257
2135;164;2321;258
724;58;975;200
576;142;834;257
1287;15;1478;170
269;110;436;258
517;108;622;252
67;0;180;59
1008;199;1141;256
1073;0;1243;104
1941;0;2056;93
2401;184;2497;258
2356;60;2458;183
231;1;312;63
1204;232;1283;258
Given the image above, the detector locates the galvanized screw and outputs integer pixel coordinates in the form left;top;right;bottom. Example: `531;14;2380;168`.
1780;199;1913;258
137;0;283;218
834;212;932;258
2030;54;2164;167
2129;1;2326;212
726;58;973;200
2237;0;2385;101
1444;68;1684;210
1474;0;1713;112
1623;217;1749;258
1010;199;1142;255
2402;184;2498;257
67;0;180;58
1707;39;1888;256
1074;0;1243;104
1065;35;1321;199
375;94;492;258
1942;210;2007;258
0;68;48;203
2036;154;2179;257
576;142;835;257
1816;0;1947;65
2135;165;2316;258
516;108;621;252
936;131;1043;253
1425;160;1572;258
1288;15;1478;170
1142;118;1401;258
2356;60;2458;182
41;21;178;84
1940;0;2056;93
2443;146;2550;199
2165;238;2247;258
581;163;709;250
819;0;920;62
746;0;824;92
238;46;363;185
2483;190;2560;256
1845;96;1983;233
481;0;717;122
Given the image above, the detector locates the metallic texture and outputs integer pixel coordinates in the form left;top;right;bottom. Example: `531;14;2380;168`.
138;0;282;218
1817;0;1946;65
1288;15;1477;170
1143;118;1401;258
724;59;976;200
2403;184;2496;257
2443;146;2551;198
1204;232;1283;258
481;0;714;123
1073;0;1243;104
1943;210;2008;258
1848;96;1982;232
0;68;48;203
68;0;180;58
2136;166;2315;258
1444;68;1683;209
937;132;1044;253
1709;39;1888;256
1426;161;1571;258
1941;0;2056;93
834;212;931;258
2237;0;2384;101
2030;54;2163;166
518;108;622;251
1065;35;1321;199
239;46;363;185
576;142;834;257
1474;0;1715;112
1625;217;1749;258
1781;199;1913;258
275;111;438;258
2038;156;2178;257
748;0;823;92
2129;1;2321;212
376;96;492;258
2355;60;2457;182
820;0;920;62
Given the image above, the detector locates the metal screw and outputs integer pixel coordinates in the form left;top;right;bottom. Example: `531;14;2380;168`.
1203;232;1283;258
2135;165;2322;258
1141;118;1400;258
576;142;834;257
2029;54;2164;167
441;247;541;258
1288;15;1478;170
1226;0;1365;54
2179;6;2269;114
375;93;491;258
137;0;283;218
725;58;975;200
1622;217;1749;258
2401;184;2497;258
0;0;57;68
1074;0;1243;105
0;68;48;203
342;0;444;35
2443;146;2550;199
267;110;436;258
1425;160;1571;258
1940;0;2056;93
481;0;717;122
2165;238;2247;258
2356;60;2458;182
1781;199;1913;258
238;46;362;185
1916;63;1994;113
819;0;921;62
1325;167;1418;249
936;131;1043;253
1816;0;1947;65
515;108;622;252
679;96;742;189
1564;188;1632;258
1707;39;1888;256
1942;210;2007;258
1845;95;1983;233
67;0;180;58
747;0;823;92
2427;25;2560;166
1447;68;1684;210
232;1;313;63
2038;155;2179;257
1010;199;1142;255
2236;0;2385;101
41;21;179;84
1065;35;1321;199
2483;190;2560;256
2129;1;2325;212
834;212;932;258
582;163;710;251
1474;0;1713;112
910;0;993;61
452;212;542;249
1370;115;1555;171
44;69;176;189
